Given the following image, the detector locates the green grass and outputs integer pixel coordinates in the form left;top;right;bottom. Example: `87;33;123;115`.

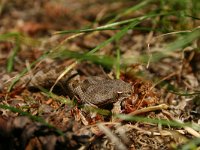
2;0;200;149
0;32;40;73
0;104;64;135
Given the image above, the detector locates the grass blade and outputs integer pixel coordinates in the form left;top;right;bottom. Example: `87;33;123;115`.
6;36;20;72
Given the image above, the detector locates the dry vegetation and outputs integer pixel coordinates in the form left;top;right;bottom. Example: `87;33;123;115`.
0;0;200;149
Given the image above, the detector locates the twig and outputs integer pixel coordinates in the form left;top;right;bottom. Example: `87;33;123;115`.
97;123;128;150
129;104;169;116
162;110;200;138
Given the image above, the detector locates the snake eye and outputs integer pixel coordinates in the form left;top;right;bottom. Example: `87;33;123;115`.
116;92;122;99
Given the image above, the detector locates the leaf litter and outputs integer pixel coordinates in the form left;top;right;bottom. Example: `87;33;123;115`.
0;0;200;150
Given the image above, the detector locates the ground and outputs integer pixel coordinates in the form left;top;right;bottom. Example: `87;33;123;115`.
0;0;200;150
